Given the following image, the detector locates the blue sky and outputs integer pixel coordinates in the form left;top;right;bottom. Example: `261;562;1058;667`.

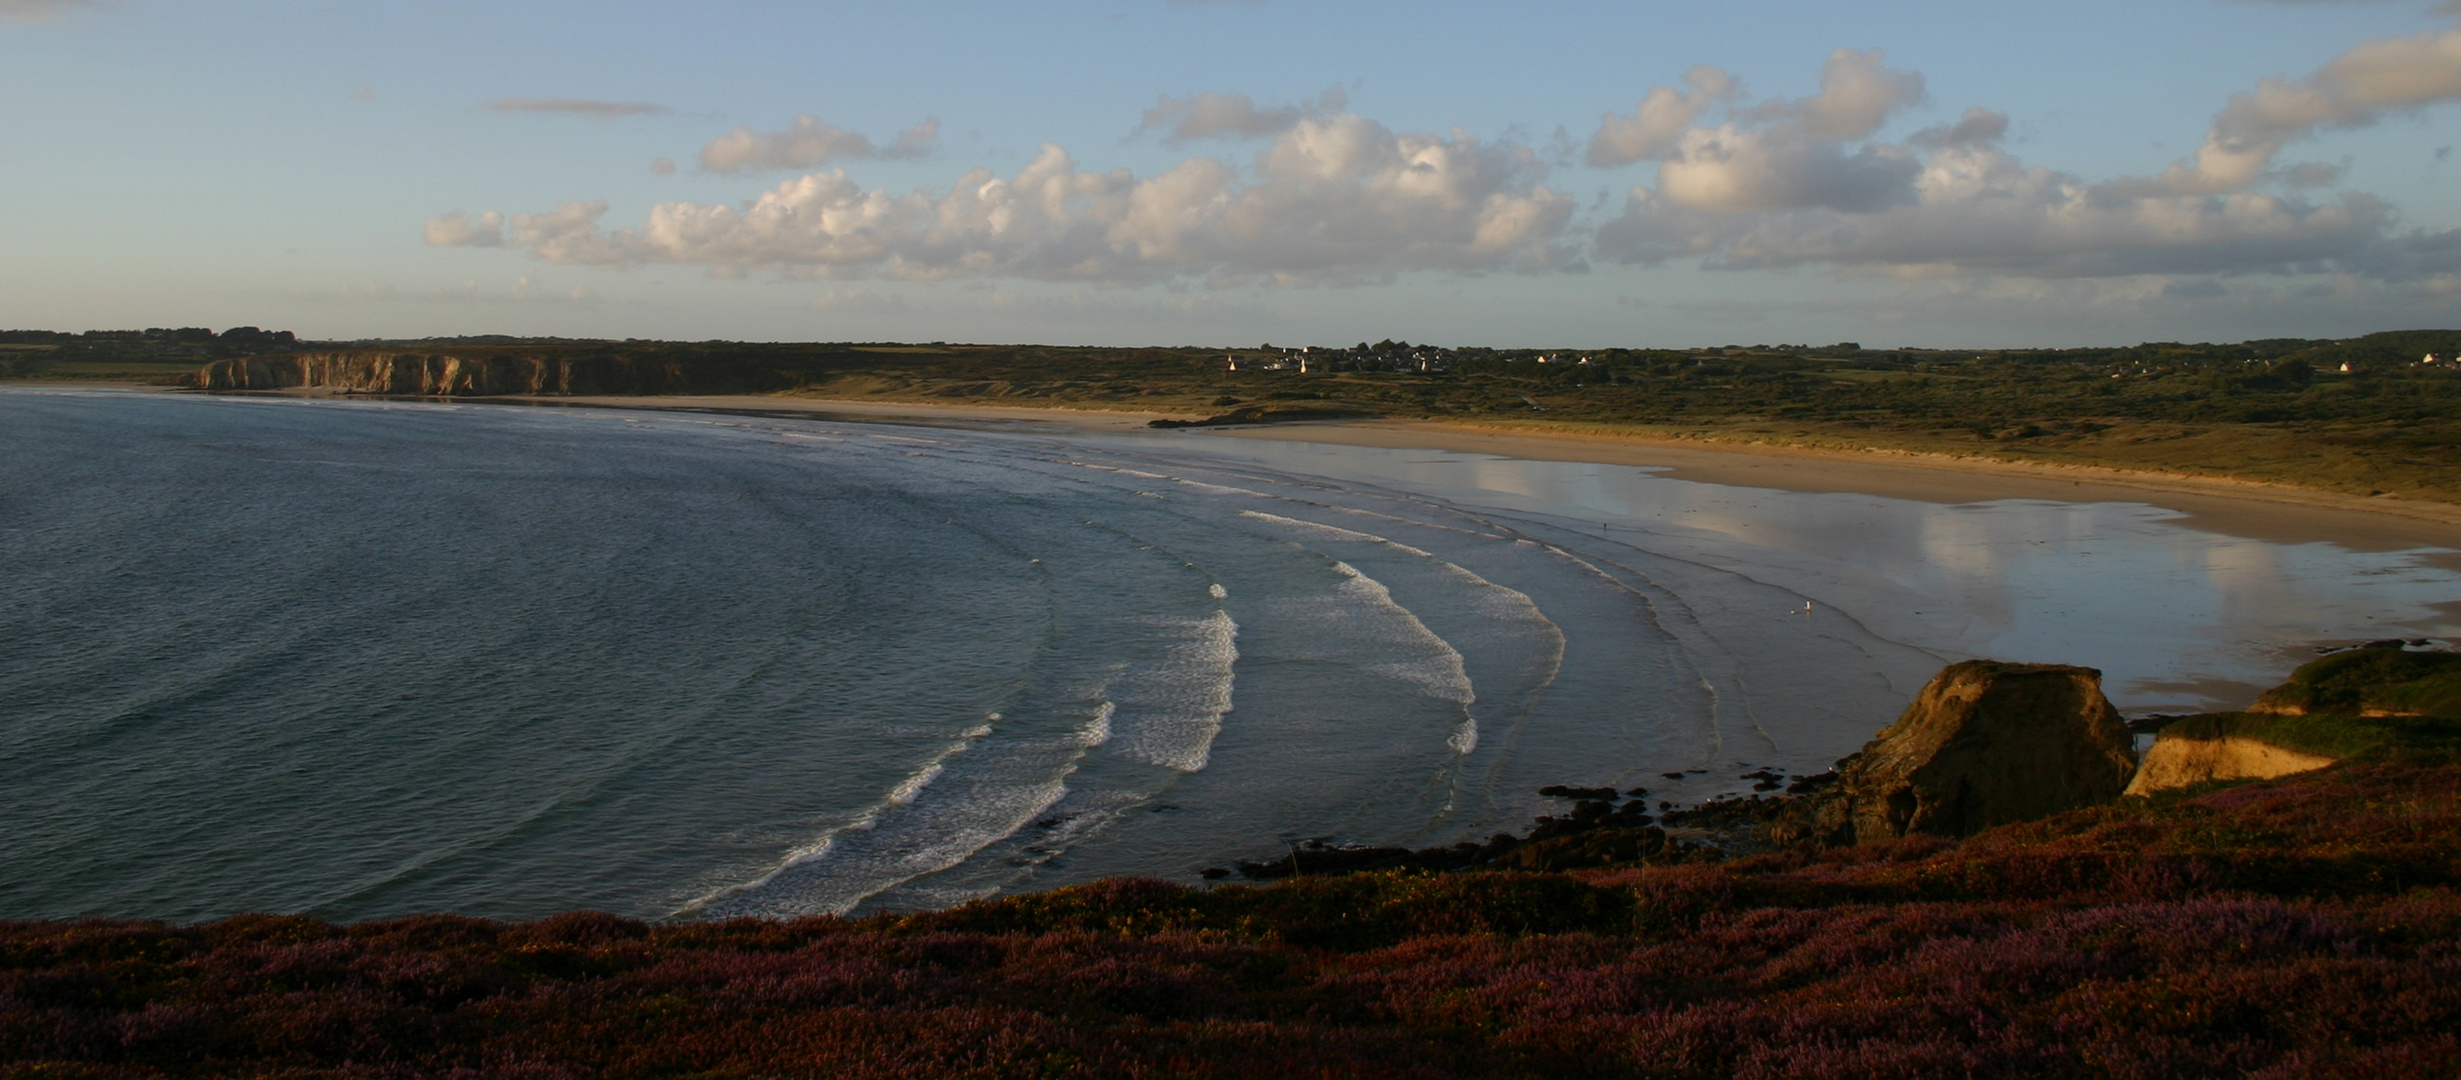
3;0;2456;347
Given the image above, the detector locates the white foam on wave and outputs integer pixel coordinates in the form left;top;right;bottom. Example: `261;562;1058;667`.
676;716;1002;916
679;701;1124;919
1241;511;1565;753
1085;700;1115;748
1308;561;1479;757
1105;609;1239;773
1175;478;1273;498
1240;509;1383;543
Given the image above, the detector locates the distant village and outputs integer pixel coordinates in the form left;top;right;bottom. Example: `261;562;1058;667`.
1221;340;1677;376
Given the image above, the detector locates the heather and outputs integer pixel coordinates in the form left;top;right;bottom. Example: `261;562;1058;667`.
8;762;2461;1078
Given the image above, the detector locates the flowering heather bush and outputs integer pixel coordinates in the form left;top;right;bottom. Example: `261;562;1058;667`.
6;763;2461;1078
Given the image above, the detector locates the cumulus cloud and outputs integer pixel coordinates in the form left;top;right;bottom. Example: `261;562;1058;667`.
485;97;668;117
1586;65;1739;165
1595;30;2461;282
1908;107;2008;149
428;115;1575;285
1784;48;1926;141
1590;49;1928;215
698;116;940;173
2149;24;2461;193
1135;87;1346;143
423;211;505;248
1603;145;2394;277
1656;128;1920;213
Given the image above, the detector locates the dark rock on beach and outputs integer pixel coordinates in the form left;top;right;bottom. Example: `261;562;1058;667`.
1537;784;1621;800
1770;660;2138;846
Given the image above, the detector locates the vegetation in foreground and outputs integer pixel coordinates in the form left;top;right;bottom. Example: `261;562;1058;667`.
9;327;2461;503
5;754;2460;1079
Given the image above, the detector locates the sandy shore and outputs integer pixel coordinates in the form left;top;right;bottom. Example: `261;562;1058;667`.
1196;419;2461;556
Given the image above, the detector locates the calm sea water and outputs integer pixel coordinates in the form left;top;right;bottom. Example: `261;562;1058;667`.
5;388;2456;922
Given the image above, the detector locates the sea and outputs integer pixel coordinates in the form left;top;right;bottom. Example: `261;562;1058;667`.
5;386;2457;923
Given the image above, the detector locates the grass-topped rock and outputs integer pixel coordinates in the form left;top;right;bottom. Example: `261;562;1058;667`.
2249;641;2461;719
2129;643;2461;794
1770;660;2139;846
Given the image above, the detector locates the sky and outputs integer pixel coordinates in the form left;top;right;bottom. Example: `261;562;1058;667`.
3;0;2458;348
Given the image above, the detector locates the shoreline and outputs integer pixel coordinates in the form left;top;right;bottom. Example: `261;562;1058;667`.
535;392;2461;556
504;392;1196;434
1196;418;2461;556
33;384;2461;555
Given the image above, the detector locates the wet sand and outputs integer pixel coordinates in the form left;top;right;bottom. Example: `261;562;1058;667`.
1194;419;2461;558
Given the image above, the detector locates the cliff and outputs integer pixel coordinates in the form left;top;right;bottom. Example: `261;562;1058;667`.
192;351;792;397
2123;735;2336;796
1772;660;2139;845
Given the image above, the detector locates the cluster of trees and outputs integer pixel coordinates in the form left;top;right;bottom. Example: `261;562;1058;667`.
0;327;297;349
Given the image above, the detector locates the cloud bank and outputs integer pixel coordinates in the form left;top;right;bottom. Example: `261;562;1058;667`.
433;115;1575;284
1594;30;2461;282
429;25;2461;293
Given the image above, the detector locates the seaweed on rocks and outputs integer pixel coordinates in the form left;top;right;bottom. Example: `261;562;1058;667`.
1228;786;1715;880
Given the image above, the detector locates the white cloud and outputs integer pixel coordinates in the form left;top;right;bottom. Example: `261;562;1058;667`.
2150;24;2461;193
1604;144;2393;277
422;211;505;248
1136;87;1347;143
1596;30;2459;282
1656;127;1920;212
485;97;668;117
1908;107;2008;150
1589;48;1919;169
428;115;1575;285
1788;48;1926;141
1586;65;1739;165
698;115;940;173
1591;49;1927;214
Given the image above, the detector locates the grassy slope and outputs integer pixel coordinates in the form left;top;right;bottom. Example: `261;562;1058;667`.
2154;647;2461;760
6;761;2460;1078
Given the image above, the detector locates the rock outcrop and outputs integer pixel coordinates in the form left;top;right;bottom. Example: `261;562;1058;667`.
1772;660;2139;846
2123;735;2335;797
192;352;791;397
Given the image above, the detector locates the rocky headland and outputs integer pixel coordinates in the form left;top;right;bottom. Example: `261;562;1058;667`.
190;351;791;397
1227;643;2461;878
